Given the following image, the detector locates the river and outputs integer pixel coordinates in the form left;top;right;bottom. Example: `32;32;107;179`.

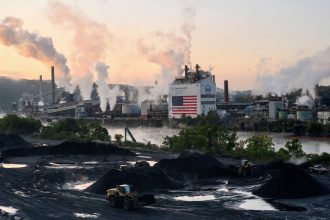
106;127;330;154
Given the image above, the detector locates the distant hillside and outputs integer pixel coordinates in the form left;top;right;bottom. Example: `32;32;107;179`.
0;77;52;112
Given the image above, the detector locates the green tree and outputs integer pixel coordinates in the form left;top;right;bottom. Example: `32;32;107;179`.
308;152;330;166
39;119;111;142
284;138;305;157
244;135;276;161
162;125;238;154
0;114;42;135
275;148;290;161
114;134;124;145
88;123;111;142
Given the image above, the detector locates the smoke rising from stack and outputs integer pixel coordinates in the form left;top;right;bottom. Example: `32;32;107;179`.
256;47;330;96
0;17;71;90
296;94;314;109
95;62;110;112
48;0;112;100
181;6;196;65
137;5;196;79
137;5;196;101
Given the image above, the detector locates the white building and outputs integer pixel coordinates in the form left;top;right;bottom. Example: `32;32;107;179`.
169;65;216;118
318;110;330;124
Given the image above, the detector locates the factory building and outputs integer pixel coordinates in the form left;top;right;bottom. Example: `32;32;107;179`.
141;99;168;119
169;64;216;118
269;99;284;120
318;109;330;124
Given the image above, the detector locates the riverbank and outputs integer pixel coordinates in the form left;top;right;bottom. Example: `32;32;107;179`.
285;135;330;142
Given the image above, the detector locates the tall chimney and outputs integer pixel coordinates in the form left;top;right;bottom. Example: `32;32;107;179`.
51;66;55;104
195;64;200;80
212;75;215;83
184;65;189;78
224;80;229;102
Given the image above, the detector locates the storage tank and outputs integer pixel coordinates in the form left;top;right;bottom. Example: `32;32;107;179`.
296;110;312;121
122;104;141;115
278;109;288;120
269;100;284;120
141;100;153;116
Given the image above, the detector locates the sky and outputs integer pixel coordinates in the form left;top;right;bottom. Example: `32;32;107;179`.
1;0;330;91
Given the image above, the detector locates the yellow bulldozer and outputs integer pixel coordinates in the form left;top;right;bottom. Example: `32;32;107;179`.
106;184;139;210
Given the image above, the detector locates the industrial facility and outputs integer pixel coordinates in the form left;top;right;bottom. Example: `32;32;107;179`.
169;64;216;118
9;64;330;127
11;66;169;125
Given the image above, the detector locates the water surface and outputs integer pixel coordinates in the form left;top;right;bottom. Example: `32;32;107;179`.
107;127;330;154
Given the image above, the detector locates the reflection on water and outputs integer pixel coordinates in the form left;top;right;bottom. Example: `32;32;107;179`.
106;127;180;146
174;195;216;202
73;212;100;218
107;127;330;154
0;205;18;215
239;198;277;211
63;181;96;191
126;160;158;167
1;163;27;168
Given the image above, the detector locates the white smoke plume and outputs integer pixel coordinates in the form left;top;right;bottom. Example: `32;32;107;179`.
0;17;71;90
137;5;196;101
181;6;196;65
296;94;314;109
48;1;112;100
95;62;110;112
108;86;125;111
256;47;330;95
95;63;125;112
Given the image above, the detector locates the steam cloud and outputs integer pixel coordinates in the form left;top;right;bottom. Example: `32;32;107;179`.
95;62;111;111
296;94;314;109
48;1;112;100
95;62;123;112
138;6;196;81
0;17;71;90
137;6;196;102
256;47;330;95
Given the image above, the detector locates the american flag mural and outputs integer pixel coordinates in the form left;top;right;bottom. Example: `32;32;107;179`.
172;96;198;115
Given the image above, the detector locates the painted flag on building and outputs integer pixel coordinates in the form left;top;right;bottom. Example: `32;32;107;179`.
172;96;198;115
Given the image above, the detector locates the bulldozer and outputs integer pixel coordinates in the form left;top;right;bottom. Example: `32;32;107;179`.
106;184;139;210
237;160;253;177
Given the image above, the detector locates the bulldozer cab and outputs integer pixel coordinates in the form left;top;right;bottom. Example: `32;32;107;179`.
118;184;131;193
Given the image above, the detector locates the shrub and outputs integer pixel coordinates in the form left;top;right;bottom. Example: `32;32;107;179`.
284;138;305;157
39;119;111;142
0;114;42;135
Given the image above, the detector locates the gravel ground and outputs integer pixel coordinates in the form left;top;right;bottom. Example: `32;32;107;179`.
0;148;330;220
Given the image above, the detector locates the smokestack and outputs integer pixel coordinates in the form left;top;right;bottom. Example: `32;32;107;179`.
195;64;200;80
224;80;229;102
184;65;189;78
213;75;215;83
51;66;56;104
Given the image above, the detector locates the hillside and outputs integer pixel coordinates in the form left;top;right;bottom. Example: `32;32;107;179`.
0;77;52;112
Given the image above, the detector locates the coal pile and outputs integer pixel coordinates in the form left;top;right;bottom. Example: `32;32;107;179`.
86;167;181;194
1;141;135;158
253;162;330;199
0;133;32;150
155;152;227;181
